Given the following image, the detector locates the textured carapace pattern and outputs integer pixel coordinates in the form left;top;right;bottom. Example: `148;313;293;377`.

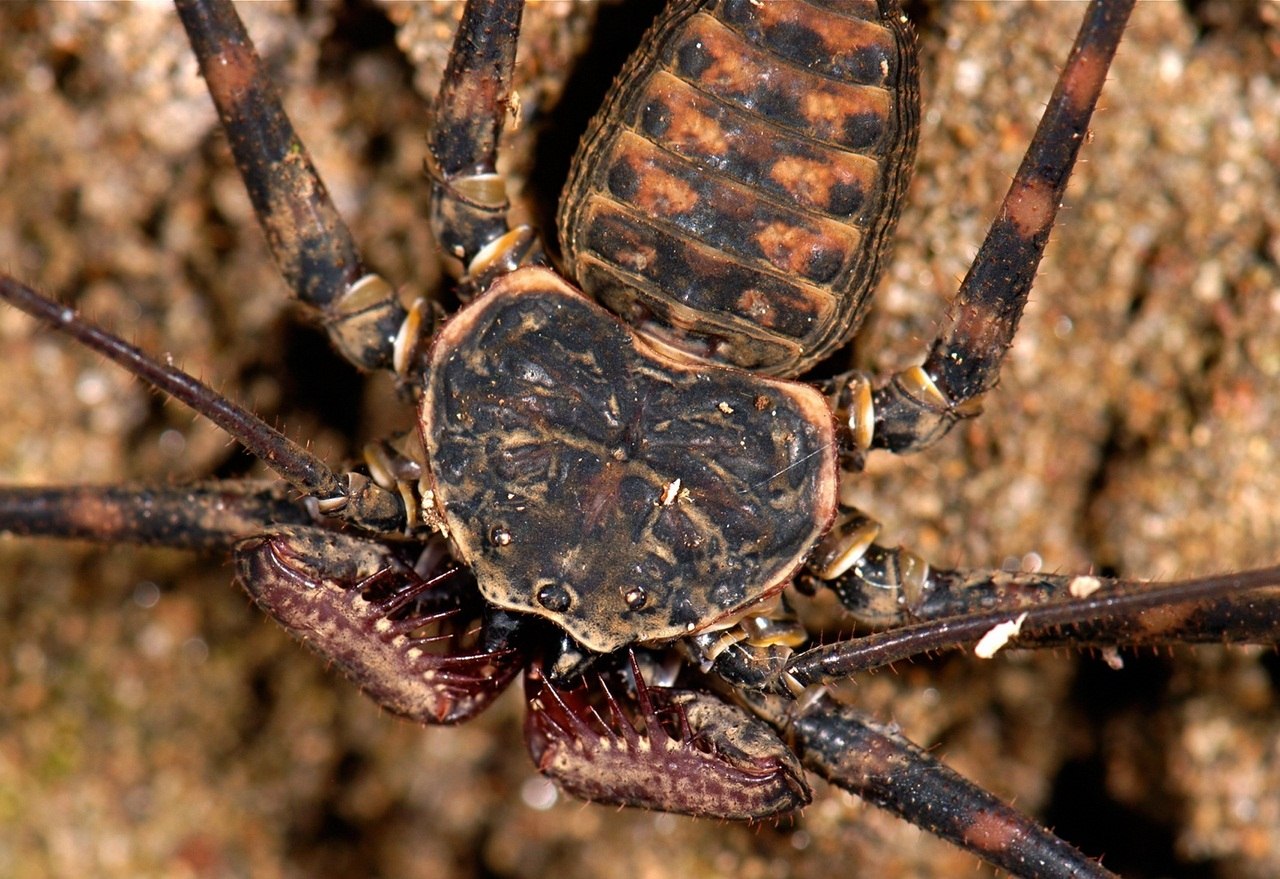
422;266;837;652
558;0;918;375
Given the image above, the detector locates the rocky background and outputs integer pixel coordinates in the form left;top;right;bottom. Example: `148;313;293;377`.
1;2;1278;877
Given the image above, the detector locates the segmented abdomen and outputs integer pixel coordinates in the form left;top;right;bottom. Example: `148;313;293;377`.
558;0;918;376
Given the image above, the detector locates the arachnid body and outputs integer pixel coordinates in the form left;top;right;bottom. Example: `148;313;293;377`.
2;2;1279;878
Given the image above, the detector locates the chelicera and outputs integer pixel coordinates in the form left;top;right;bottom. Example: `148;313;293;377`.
2;1;1279;877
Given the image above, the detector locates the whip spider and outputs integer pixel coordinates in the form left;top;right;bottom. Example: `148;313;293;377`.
0;2;1277;877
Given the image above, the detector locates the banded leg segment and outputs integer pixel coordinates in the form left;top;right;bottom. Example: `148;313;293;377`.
428;0;542;293
175;0;407;374
793;700;1117;879
838;0;1137;456
0;483;312;551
